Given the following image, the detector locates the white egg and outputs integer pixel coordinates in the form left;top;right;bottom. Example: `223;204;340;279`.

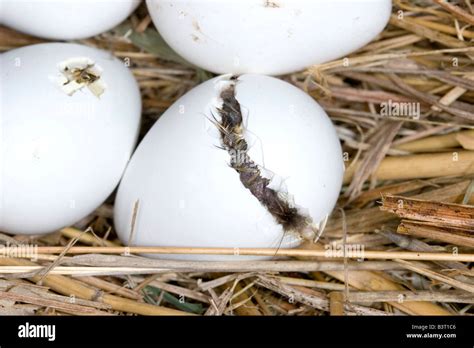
0;43;141;234
146;0;392;75
0;0;140;40
114;74;344;260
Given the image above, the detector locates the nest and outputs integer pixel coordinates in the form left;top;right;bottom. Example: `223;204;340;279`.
0;0;473;316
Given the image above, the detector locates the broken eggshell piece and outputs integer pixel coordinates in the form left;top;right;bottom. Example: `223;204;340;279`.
0;43;141;235
146;0;392;75
114;74;344;260
0;0;140;40
57;57;106;97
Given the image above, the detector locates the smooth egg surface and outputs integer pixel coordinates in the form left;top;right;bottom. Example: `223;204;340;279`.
0;0;140;40
146;0;392;75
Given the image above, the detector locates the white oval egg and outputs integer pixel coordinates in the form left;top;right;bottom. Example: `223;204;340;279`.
0;43;141;234
0;0;140;40
146;0;392;75
114;74;344;260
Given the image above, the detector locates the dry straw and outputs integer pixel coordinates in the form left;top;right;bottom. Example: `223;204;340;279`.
1;0;473;316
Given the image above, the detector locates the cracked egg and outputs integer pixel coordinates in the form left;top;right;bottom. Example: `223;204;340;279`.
0;43;141;234
114;74;344;260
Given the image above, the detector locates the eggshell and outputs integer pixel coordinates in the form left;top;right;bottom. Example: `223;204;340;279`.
114;74;344;260
0;0;140;40
146;0;392;75
0;43;141;234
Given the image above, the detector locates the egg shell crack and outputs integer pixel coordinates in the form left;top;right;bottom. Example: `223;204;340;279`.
213;76;317;241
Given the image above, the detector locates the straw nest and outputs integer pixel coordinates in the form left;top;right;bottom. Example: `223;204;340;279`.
0;0;473;316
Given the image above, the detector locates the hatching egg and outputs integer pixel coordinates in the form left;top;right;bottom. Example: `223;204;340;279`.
0;43;141;234
146;0;392;75
114;74;344;260
0;0;140;40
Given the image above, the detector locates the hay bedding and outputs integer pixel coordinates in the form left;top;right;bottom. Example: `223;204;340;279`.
0;0;473;316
